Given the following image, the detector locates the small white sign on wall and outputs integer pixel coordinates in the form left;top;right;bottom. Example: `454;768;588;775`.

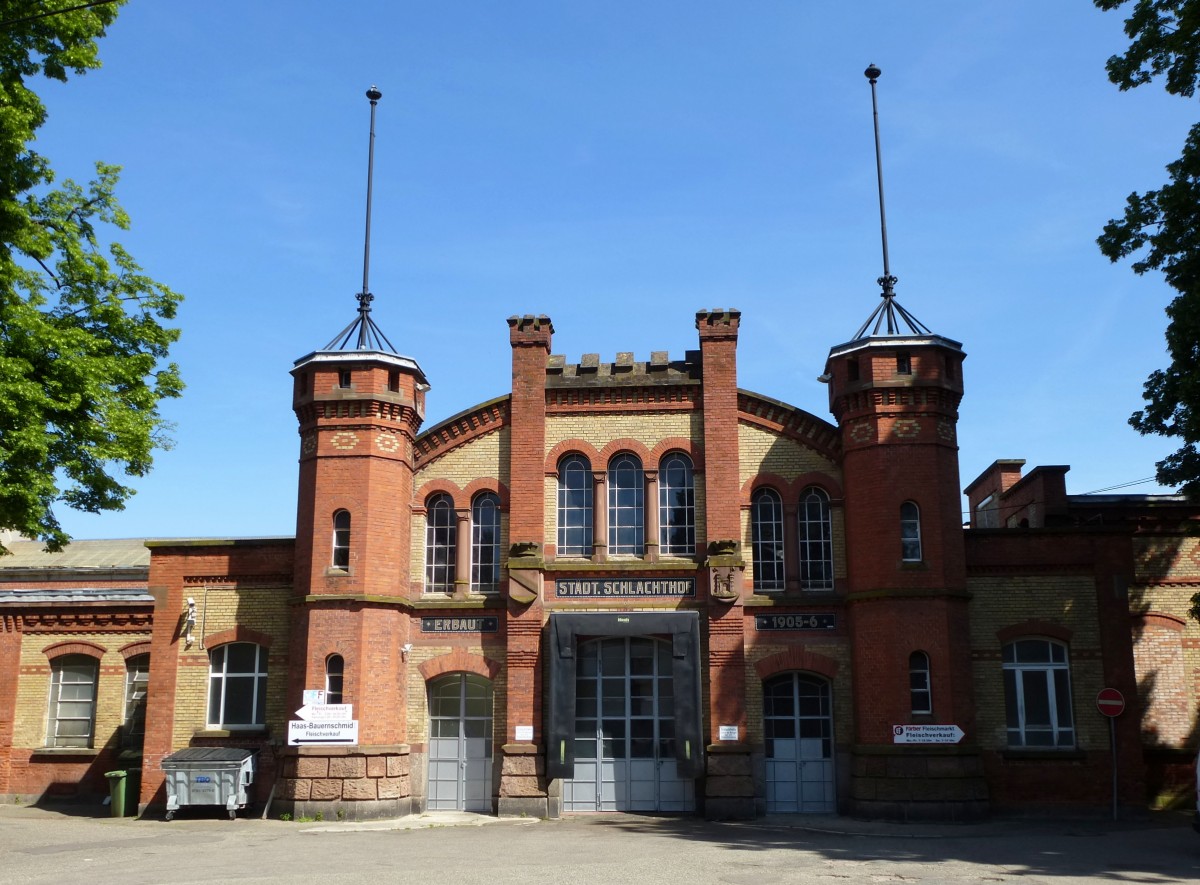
302;689;326;705
718;725;739;741
515;725;534;742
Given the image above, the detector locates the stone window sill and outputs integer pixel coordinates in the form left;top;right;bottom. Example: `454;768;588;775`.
31;747;101;758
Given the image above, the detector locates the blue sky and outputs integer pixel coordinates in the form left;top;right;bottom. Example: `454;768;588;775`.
32;0;1196;541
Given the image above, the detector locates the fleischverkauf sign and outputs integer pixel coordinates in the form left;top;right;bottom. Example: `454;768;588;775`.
554;578;696;598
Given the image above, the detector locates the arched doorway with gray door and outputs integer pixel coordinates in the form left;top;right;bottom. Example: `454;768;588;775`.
763;672;836;813
427;673;493;812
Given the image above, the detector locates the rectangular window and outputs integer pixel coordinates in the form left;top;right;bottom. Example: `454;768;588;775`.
123;654;150;748
48;656;98;748
896;352;911;375
1003;640;1075;748
208;643;268;729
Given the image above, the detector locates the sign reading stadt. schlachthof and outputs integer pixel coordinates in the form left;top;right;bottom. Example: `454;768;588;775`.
555;578;696;598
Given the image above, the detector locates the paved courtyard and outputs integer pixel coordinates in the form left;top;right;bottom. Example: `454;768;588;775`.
0;804;1197;885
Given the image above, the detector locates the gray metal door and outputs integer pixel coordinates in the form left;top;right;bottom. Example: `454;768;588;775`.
428;673;493;812
763;673;835;813
563;637;694;812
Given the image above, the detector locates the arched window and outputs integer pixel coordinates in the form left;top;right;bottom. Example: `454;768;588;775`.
608;453;644;555
909;651;931;714
325;654;344;704
208;642;267;729
332;509;351;569
471;492;502;591
425;494;456;592
1003;639;1075;747
123;653;150;748
900;501;922;562
557;455;593;556
798;486;833;590
751;488;785;591
659;453;695;555
48;654;99;748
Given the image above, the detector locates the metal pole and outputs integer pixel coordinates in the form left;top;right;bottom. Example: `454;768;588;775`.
1110;716;1118;821
864;64;895;299
361;85;382;301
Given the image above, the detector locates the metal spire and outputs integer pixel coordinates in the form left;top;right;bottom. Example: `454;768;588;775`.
850;64;930;340
324;85;398;352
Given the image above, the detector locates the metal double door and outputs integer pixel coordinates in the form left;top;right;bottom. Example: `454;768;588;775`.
564;636;694;812
427;673;493;812
763;672;836;813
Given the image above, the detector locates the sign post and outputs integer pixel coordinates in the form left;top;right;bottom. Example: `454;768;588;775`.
1096;688;1125;822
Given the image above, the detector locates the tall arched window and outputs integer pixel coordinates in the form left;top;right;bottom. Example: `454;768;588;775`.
425;494;457;592
608;453;644;555
123;653;150;748
900;501;922;562
557;455;593;556
909;651;932;714
325;654;344;704
332;509;351;569
207;642;267;729
798;486;833;590
659;452;695;555
751;488;785;591
48;654;99;748
471;492;502;591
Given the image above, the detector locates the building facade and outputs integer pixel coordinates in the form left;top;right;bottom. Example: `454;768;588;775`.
1;304;1197;820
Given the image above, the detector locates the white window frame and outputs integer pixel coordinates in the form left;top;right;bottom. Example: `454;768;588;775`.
900;500;922;562
332;509;351;569
48;654;98;748
425;494;456;592
658;452;695;556
909;650;932;715
123;653;150;747
325;653;344;704
750;487;785;591
207;642;268;730
608;453;644;556
799;486;834;589
471;491;502;591
557;455;593;556
1002;639;1076;748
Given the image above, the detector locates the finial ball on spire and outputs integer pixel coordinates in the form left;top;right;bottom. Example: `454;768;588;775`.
366;85;382;102
864;64;881;83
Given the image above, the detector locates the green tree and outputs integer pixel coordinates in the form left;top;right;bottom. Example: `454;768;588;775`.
1095;0;1200;499
1;0;182;552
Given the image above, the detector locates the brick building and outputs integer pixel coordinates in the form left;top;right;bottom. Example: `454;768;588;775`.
1;296;1197;820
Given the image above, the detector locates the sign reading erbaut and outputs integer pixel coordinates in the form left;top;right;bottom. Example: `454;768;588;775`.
420;616;499;633
555;578;696;598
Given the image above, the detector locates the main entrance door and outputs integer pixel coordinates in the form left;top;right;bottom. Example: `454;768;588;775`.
763;672;836;813
564;637;694;812
427;673;493;812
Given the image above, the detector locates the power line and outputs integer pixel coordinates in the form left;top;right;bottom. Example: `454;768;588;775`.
0;0;122;30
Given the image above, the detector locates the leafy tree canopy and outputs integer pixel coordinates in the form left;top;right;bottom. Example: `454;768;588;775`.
1096;1;1200;498
0;0;182;552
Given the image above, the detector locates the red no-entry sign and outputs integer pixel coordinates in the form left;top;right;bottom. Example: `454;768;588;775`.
1096;687;1125;717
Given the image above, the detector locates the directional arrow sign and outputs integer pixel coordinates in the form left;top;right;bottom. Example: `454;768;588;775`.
294;703;354;722
892;724;964;744
288;719;359;746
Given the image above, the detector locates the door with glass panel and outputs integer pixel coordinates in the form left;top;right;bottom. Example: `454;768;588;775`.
564;637;694;812
427;674;493;812
763;673;835;813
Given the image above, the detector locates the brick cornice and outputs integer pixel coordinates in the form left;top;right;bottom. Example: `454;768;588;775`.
414;398;509;469
737;391;841;463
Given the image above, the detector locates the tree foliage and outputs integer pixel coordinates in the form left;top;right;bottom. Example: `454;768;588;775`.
1;0;182;552
1096;1;1200;498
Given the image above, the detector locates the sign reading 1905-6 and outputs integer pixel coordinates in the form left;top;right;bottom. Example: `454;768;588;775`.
555;578;696;598
754;613;837;631
420;616;499;633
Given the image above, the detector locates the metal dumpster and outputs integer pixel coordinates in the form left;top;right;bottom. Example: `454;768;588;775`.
161;747;257;820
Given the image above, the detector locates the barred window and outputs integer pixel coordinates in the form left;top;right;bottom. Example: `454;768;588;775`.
471;492;502;591
751;488;785;591
557;455;593;556
659;453;695;555
798;486;834;590
425;494;456;592
608;453;644;555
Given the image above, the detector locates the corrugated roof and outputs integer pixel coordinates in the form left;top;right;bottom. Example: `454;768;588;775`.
0;538;150;570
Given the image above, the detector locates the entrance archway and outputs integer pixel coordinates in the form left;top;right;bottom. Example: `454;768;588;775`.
427;673;493;812
763;672;835;813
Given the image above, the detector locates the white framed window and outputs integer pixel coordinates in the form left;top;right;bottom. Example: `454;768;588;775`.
557;455;593;556
1003;639;1075;748
332;509;351;569
900;501;922;562
471;492;502;591
608;453;644;555
207;643;267;729
425;494;456;592
658;452;695;555
123;653;150;747
48;655;98;748
909;651;931;714
799;486;834;589
325;654;344;704
751;488;785;591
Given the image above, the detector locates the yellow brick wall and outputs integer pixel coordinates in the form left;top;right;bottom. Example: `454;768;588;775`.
738;423;839;487
170;586;291;749
743;640;855;747
414;427;510;492
404;644;508;744
14;630;149;750
545;412;700;455
967;575;1104;751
